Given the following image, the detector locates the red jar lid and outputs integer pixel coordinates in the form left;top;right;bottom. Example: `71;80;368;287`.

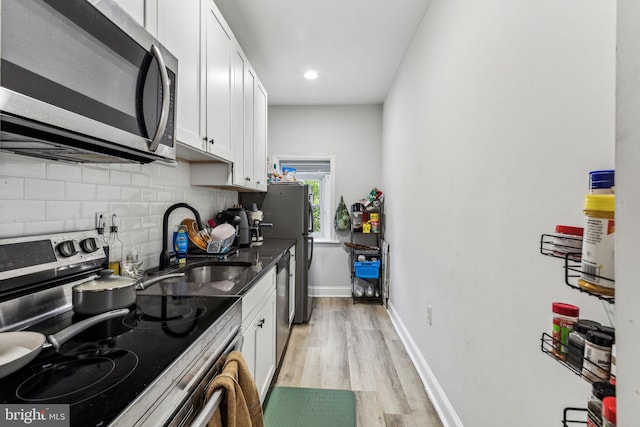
555;225;584;237
552;302;580;317
602;396;616;424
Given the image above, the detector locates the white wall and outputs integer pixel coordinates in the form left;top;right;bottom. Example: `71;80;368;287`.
615;1;640;424
268;105;382;295
383;1;616;426
0;153;238;270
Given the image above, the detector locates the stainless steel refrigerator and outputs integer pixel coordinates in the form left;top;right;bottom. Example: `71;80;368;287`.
241;182;314;323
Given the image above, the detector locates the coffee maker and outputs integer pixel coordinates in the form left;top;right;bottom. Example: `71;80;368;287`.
248;204;272;246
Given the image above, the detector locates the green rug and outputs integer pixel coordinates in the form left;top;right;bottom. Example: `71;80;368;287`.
264;386;356;427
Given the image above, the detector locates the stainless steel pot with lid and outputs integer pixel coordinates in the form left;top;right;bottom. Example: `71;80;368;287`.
72;270;185;315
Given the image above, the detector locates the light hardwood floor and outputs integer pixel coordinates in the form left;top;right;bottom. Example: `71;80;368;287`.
274;297;443;427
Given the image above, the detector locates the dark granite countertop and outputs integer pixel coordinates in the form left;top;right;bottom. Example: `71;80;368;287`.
139;238;296;297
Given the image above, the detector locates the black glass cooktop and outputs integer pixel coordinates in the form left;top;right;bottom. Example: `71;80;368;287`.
0;294;240;426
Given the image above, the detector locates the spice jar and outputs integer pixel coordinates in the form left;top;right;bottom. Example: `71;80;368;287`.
579;194;615;296
602;396;616;427
583;330;613;382
552;225;583;260
551;302;579;360
567;319;601;370
589;170;615;194
587;382;615;427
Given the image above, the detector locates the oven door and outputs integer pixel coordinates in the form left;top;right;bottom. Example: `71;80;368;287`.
170;327;244;427
0;0;177;162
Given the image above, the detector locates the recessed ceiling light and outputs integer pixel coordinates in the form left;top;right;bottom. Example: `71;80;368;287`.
304;70;318;80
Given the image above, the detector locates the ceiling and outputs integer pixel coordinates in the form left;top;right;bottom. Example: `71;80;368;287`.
214;0;431;105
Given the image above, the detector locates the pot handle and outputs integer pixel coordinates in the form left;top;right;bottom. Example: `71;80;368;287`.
47;308;130;350
136;272;186;291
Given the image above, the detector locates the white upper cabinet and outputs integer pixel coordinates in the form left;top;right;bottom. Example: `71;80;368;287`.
157;1;202;154
113;0;145;26
155;0;233;162
202;1;233;161
253;79;268;191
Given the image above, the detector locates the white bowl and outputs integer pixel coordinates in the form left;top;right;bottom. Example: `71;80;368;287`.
209;223;236;241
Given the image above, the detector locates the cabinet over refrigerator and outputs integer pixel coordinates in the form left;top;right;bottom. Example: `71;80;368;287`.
241;182;314;323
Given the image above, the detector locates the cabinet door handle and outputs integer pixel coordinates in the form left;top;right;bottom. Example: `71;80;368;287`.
209;138;215;145
257;318;265;328
245;177;251;181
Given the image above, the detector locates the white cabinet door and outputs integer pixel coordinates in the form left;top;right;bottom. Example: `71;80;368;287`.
202;0;232;162
254;289;276;401
241;267;276;404
230;47;246;185
253;79;268;191
157;0;203;151
113;0;145;26
242;66;256;189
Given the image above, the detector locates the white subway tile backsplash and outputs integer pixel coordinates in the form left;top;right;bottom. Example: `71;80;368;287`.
131;173;150;188
25;220;65;235
96;185;121;200
110;170;132;187
1;177;24;199
121;164;142;173
47;163;82;182
0;222;24;237
0;153;46;179
25;178;64;200
0;156;238;268
66;182;97;201
0;200;45;222
141;189;156;202
82;167;110;184
122;187;141;201
157;191;174;202
47;201;81;220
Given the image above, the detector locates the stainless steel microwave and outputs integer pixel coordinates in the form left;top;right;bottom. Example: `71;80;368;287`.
0;0;177;164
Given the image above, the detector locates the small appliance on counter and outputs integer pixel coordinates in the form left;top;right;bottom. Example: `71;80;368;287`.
247;203;273;246
216;206;251;247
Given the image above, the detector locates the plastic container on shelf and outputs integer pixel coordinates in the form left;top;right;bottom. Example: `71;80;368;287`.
587;382;616;427
567;319;601;370
583;330;614;382
589;170;615;194
551;302;579;360
354;261;380;279
602;396;616;427
551;225;583;259
579;194;615;296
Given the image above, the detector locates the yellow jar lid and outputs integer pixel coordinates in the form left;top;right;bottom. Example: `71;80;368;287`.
584;194;615;212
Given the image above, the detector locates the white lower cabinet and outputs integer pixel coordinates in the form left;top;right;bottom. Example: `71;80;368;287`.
241;268;276;403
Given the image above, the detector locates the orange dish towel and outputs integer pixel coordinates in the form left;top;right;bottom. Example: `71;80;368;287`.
206;351;264;427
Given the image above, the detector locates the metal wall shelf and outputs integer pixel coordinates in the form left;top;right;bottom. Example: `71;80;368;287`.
562;408;588;426
539;234;614;304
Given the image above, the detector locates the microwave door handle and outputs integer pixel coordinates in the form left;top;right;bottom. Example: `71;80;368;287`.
148;44;170;152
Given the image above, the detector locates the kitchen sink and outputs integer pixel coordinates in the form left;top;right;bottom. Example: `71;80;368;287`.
142;261;255;296
179;263;251;283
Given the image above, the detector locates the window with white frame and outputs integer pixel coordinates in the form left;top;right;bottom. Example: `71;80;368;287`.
274;154;336;242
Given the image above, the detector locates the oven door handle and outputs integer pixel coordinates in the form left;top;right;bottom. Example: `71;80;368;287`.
187;329;243;427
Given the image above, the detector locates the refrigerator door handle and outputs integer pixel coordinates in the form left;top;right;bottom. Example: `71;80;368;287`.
307;236;314;268
308;202;314;233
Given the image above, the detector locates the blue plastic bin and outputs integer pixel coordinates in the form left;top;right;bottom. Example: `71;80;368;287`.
354;261;380;279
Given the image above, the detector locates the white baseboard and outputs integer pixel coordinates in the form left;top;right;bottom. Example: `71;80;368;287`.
388;303;464;427
309;286;352;297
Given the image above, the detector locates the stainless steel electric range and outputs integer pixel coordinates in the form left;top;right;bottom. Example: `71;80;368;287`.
0;230;241;427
